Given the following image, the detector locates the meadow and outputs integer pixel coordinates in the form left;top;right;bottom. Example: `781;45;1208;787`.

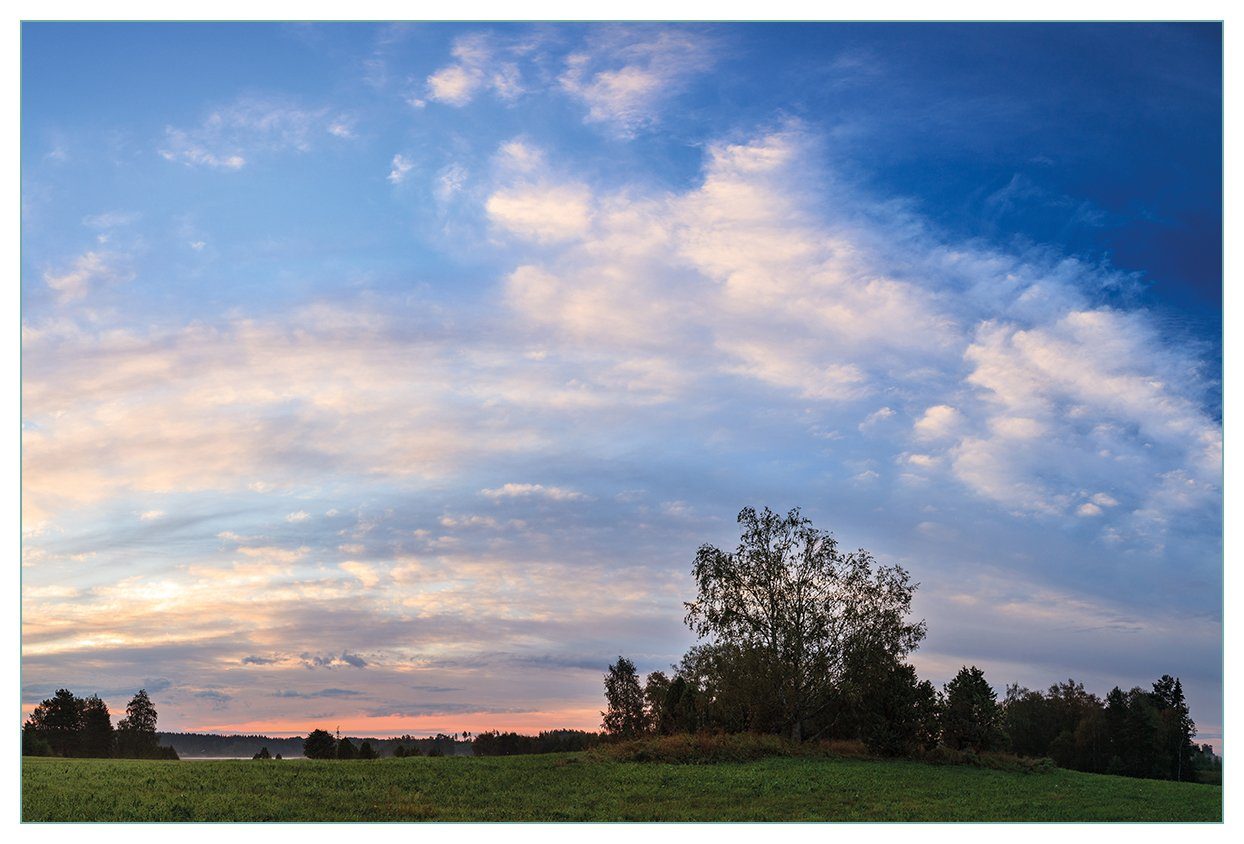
22;752;1222;822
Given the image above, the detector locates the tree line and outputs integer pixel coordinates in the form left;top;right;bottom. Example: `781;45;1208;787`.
300;729;467;759
23;688;179;759
602;506;1213;783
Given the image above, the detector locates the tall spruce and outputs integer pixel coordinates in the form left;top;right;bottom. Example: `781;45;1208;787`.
602;656;648;738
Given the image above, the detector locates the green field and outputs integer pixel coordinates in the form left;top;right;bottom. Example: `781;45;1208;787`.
22;754;1222;822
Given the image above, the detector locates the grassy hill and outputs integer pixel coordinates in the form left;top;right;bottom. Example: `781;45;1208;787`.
22;753;1221;822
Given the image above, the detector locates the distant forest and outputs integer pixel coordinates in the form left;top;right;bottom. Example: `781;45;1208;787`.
599;507;1220;784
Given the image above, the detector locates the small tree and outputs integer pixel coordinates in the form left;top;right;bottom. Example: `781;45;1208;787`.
253;747;271;760
303;729;337;759
336;737;357;759
941;666;1002;752
357;740;378;760
602;656;648;738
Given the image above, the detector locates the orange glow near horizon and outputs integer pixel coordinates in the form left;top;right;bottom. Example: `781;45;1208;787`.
185;707;604;738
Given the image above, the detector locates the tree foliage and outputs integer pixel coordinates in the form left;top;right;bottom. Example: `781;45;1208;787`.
303;729;337;759
941;666;1003;752
602;656;648;738
684;506;925;741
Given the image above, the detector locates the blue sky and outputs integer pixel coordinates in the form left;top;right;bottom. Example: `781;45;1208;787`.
21;22;1222;744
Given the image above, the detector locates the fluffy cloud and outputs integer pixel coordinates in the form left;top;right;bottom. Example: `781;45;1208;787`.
425;33;528;107
559;29;716;134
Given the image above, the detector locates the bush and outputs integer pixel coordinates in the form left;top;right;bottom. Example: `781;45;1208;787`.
594;733;820;764
917;745;1053;774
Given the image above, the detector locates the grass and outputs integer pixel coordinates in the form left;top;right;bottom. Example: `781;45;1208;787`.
22;753;1221;822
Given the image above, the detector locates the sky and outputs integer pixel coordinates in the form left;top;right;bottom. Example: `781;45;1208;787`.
20;22;1223;747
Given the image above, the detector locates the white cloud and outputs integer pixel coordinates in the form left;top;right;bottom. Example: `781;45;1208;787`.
387;154;414;185
424;33;528;107
480;483;589;502
913;405;963;441
286;511;310;523
559;29;716;135
41;251;131;303
139;510;164;521
486;184;592;243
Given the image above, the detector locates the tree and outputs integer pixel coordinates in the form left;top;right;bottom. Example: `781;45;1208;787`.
1150;675;1195;781
80;695;115;758
941;666;1002;752
336;737;357;759
357;740;378;760
25;689;84;756
602;656;648;738
116;689;159;758
393;744;407;758
684;506;925;741
1002;684;1056;758
847;656;941;756
253;747;271;759
303;728;337;759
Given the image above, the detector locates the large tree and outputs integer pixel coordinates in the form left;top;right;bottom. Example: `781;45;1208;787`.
25;689;84;756
80;695;115;758
1150;674;1195;781
940;665;1003;752
601;656;648;738
303;729;337;759
684;506;925;741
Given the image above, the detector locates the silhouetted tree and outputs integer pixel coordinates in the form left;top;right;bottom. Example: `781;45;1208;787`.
1151;675;1195;781
336;737;357;759
847;656;941;756
22;724;53;756
303;728;337;759
685;506;925;741
393;744;407;758
253;747;271;759
941;666;1002;752
357;740;378;759
116;689;160;758
602;656;648;738
25;689;84;756
80;695;115;757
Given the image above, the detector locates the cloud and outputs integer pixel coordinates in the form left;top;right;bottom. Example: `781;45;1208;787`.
81;211;140;230
159;95;351;169
241;655;277;665
424;33;528;107
387;154;414;184
41;251;132;303
485;183;592;243
913;405;963;441
274;688;362;699
480;483;589;502
559;29;716;134
299;652;367;670
340;562;379;588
